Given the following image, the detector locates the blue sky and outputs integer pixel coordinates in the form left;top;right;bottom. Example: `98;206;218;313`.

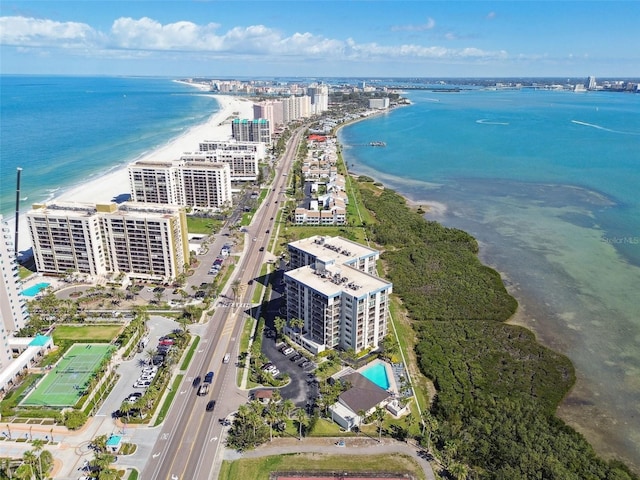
1;1;638;77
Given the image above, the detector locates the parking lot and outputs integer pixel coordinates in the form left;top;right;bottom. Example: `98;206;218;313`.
96;315;182;419
260;329;318;409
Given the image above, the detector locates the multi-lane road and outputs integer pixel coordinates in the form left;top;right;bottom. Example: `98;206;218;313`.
142;127;305;480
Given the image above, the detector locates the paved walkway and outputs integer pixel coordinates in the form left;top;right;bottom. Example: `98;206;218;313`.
231;436;436;480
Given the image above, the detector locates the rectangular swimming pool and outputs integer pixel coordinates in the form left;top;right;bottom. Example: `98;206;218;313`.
361;362;390;390
22;282;50;297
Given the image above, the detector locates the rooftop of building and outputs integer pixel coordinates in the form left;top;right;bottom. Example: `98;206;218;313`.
285;262;390;298
28;201;183;218
338;371;391;413
289;235;378;263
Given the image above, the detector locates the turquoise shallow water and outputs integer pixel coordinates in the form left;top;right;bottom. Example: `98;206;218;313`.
0;75;219;218
339;89;640;470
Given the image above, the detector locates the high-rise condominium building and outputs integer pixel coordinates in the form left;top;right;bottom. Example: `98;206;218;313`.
128;160;232;208
27;202;188;281
195;140;266;181
284;236;392;354
0;216;29;367
307;84;329;115
231;118;271;144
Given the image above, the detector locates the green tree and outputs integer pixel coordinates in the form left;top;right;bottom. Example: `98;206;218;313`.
231;280;242;300
63;410;87;430
374;406;386;442
30;439;45;479
295;408;307;440
273;316;286;341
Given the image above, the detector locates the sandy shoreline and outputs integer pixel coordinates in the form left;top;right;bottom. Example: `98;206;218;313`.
14;93;254;254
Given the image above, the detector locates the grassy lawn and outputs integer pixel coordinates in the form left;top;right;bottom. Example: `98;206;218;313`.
180;336;200;371
186;216;222;234
251;264;269;304
154;374;184;426
237;316;257;387
218;453;425;480
53;324;122;342
19;266;34;280
388;298;429;412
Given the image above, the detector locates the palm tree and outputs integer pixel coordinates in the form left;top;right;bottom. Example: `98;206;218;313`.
13;463;34;480
357;409;367;433
289;318;304;344
448;462;469;480
421;410;438;450
30;439;45;479
295;408;307;440
119;401;133;422
98;468;119;480
263;407;279;442
91;434;108;454
374;405;386;442
405;411;416;441
91;452;113;473
273;316;286;341
231;280;242;300
280;399;295;422
144;348;156;366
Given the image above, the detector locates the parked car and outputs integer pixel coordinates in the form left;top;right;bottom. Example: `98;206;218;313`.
125;392;142;404
133;380;151;388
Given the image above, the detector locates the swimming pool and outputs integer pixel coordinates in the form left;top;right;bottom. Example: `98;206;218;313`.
22;282;50;297
361;362;390;390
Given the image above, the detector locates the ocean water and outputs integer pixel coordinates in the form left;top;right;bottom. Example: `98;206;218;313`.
0;75;219;218
339;89;640;470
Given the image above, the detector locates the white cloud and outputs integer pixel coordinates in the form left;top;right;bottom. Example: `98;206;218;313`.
0;15;507;64
0;15;103;48
487;12;497;20
391;17;436;32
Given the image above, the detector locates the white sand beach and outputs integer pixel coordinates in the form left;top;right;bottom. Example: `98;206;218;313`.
14;94;254;253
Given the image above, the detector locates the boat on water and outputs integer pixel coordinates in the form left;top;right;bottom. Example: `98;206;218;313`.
369;141;386;147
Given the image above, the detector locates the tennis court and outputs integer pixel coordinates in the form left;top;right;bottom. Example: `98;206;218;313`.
21;343;115;407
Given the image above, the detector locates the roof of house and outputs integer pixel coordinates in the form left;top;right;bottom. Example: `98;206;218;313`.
339;372;390;413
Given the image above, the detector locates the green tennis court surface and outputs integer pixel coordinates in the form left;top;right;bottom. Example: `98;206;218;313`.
21;343;114;407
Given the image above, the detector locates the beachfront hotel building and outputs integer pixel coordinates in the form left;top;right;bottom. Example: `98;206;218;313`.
128;159;232;208
231;118;271;144
26;202;188;281
284;236;391;354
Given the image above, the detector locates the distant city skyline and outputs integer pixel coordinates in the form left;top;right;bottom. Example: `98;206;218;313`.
1;1;638;77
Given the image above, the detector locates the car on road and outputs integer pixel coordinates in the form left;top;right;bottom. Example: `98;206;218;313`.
206;400;216;412
259;247;264;252
198;383;210;396
223;353;231;364
265;229;270;234
204;371;214;383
